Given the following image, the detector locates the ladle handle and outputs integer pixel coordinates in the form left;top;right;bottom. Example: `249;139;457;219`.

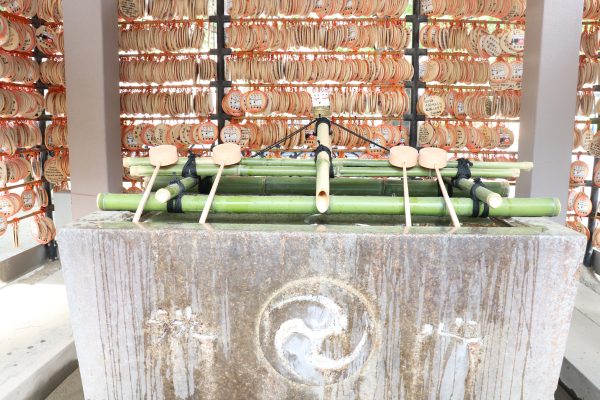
200;162;225;224
435;167;461;228
133;164;160;223
403;164;411;227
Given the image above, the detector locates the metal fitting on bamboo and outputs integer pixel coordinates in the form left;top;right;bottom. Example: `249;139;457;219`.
97;193;562;218
315;119;332;213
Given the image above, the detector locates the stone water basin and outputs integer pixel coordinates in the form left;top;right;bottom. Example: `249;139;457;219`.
59;212;585;400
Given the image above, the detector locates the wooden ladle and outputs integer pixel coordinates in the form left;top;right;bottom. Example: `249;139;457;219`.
133;145;178;223
418;147;460;228
389;146;418;227
199;143;242;224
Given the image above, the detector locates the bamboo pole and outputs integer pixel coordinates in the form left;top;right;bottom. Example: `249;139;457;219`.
340;166;520;179
434;166;461;227
149;176;512;197
199;162;224;224
124;156;534;171
315;120;332;213
155;177;198;203
129;164;520;179
403;165;411;226
97;193;561;218
133;164;160;223
445;178;503;209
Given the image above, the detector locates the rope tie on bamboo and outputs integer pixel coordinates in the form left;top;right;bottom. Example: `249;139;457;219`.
314;141;335;178
452;158;473;182
182;151;197;178
451;158;488;217
449;158;472;198
199;177;213;194
470;178;490;218
181;150;203;194
167;175;186;214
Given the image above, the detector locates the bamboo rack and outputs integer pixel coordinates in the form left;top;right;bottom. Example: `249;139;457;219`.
0;49;35;59
239;116;407;121
427;18;525;25
0;10;32;24
0;180;43;192
449;149;518;155
231;83;410;88
41;54;64;60
425;84;503;90
230;50;409;56
0;117;43;123
128;163;521;179
150;176;512;198
119;51;212;59
7;209;45;225
229;17;408;23
119;85;212;92
120;114;212;120
124;156;533;171
119;83;212;89
98;193;561;218
0;81;38;89
119;18;209;26
0;148;42;157
426;51;522;58
120;116;212;122
426;117;521;123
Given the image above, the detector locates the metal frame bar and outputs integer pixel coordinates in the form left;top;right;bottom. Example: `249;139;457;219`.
33;16;58;261
584;150;600;268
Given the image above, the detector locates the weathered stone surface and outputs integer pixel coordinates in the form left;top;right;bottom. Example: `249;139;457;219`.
59;212;586;400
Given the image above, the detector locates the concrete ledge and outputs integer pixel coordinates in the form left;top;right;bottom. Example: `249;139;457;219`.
0;263;77;400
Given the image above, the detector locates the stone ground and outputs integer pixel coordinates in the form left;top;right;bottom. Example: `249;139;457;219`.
45;369;83;400
0;261;76;400
560;268;600;400
555;385;577;400
0;219;40;262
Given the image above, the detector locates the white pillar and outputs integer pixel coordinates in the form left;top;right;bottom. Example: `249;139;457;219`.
517;0;584;222
62;1;122;219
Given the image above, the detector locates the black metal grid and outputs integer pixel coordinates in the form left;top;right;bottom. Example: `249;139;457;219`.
212;0;421;143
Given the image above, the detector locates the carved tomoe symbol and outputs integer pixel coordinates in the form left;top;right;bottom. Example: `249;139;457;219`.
257;278;377;386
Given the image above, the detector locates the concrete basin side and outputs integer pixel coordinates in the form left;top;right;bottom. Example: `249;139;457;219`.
58;212;586;400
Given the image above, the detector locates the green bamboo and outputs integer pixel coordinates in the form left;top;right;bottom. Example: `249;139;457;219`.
132;164;315;177
444;178;503;208
149;176;511;197
339;166;519;178
154;177;198;203
130;164;520;179
97;193;560;218
125;157;534;171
